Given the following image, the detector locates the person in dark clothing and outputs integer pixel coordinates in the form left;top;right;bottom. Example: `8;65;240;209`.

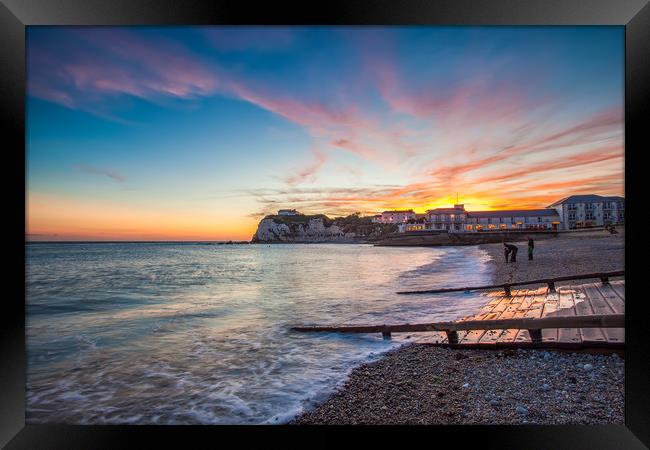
528;237;534;260
503;243;511;262
504;243;518;262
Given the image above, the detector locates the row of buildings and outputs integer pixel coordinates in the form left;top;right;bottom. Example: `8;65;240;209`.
371;194;625;232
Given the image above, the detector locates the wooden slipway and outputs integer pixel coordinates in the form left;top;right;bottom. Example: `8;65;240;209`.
292;275;625;350
428;280;625;349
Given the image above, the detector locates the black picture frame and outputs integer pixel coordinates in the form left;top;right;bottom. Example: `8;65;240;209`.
2;0;648;447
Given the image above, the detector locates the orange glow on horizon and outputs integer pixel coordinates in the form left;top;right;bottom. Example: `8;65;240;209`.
27;193;257;241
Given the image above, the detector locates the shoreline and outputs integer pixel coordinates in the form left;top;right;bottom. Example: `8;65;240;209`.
291;230;625;424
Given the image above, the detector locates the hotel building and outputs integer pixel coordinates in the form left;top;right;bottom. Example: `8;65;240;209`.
391;194;623;233
547;195;625;230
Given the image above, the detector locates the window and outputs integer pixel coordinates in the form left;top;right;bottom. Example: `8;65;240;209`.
567;204;577;210
500;223;507;229
586;212;594;220
568;213;576;221
585;203;593;210
465;224;474;231
538;217;542;223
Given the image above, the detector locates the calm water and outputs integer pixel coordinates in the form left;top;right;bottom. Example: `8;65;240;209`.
26;243;493;424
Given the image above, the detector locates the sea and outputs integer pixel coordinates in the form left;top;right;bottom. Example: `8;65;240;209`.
26;242;494;424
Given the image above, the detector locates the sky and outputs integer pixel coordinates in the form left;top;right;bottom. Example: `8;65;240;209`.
26;26;624;241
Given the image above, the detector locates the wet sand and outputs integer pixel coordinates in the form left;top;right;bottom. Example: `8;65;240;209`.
292;229;625;425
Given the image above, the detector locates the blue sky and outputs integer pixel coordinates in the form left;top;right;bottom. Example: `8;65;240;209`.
26;26;624;240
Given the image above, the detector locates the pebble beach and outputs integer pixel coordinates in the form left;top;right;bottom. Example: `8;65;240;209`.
293;229;625;425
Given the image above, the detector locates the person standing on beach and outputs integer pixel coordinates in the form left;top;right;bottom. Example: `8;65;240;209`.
528;237;535;260
503;243;511;262
504;243;518;262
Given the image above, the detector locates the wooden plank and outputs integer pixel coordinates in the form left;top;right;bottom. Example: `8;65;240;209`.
573;285;607;345
423;331;448;344
556;287;582;346
292;312;624;334
499;288;547;345
479;289;525;344
584;283;624;344
396;270;624;295
514;288;546;343
453;293;498;342
596;283;625;314
609;280;626;303
495;289;530;345
541;286;560;343
458;294;511;344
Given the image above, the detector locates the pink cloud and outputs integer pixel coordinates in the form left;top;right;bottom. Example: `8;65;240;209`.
28;29;221;112
284;149;328;186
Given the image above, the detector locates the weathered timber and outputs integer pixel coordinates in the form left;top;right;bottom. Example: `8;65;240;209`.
396;270;624;295
528;328;543;344
291;314;624;335
555;287;582;347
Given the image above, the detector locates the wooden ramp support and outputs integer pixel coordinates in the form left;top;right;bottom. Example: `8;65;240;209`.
395;270;624;296
292;314;625;348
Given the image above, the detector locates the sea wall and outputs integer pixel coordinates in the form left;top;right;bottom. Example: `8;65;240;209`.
374;230;558;247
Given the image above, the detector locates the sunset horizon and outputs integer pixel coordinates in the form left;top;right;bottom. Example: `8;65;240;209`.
27;26;624;241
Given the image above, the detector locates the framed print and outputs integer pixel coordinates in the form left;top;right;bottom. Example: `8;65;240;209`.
2;0;649;448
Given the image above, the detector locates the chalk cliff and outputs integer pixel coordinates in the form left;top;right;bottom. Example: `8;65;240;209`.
251;214;397;243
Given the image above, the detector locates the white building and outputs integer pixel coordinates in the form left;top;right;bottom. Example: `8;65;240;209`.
277;209;302;216
395;205;560;233
465;209;561;231
547;195;624;230
375;209;416;224
425;205;468;231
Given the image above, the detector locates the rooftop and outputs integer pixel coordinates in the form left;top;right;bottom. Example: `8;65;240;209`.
548;194;625;207
427;207;466;214
382;210;415;214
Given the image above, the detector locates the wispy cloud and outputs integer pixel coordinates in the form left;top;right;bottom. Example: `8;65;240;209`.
283;148;328;186
75;165;125;182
